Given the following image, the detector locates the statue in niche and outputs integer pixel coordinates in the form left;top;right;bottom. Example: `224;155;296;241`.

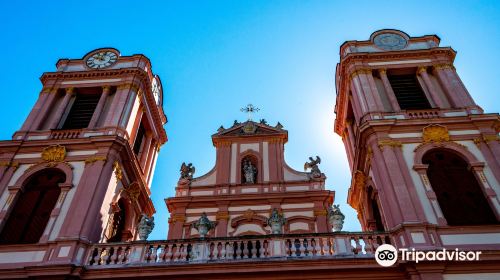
242;159;257;184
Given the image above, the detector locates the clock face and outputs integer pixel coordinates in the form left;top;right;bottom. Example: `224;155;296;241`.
86;51;118;69
373;33;407;51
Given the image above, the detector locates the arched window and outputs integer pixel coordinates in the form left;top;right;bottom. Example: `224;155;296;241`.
422;149;498;226
0;169;65;244
241;155;258;184
107;198;126;242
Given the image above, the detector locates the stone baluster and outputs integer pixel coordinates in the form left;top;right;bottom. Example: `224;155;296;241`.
250;240;257;258
219;242;226;260
313;238;321;256
226;242;234;259
180;244;188;261
243;241;250;259
165;244;173;262
298;239;306;256
158;245;166;262
172;245;180;262
236;242;243;259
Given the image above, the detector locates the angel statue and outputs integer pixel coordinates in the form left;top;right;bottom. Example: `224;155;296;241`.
180;162;195;180
304;156;322;178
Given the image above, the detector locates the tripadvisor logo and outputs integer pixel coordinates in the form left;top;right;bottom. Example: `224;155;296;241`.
375;244;482;267
375;244;398;267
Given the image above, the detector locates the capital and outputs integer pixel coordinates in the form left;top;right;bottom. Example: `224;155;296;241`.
102;85;111;93
417;66;427;75
65;87;75;95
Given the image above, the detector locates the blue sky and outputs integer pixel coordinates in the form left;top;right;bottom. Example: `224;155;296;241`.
1;1;499;240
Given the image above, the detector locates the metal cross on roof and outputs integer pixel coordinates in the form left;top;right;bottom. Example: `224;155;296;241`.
240;104;260;121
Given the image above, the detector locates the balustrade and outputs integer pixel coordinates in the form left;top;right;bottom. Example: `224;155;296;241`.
86;232;391;267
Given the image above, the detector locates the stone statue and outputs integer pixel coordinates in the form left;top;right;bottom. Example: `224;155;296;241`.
267;208;286;234
304;156;322;178
192;212;216;238
259;118;268;125
180;162;195;180
243;160;257;184
137;214;155;240
327;204;345;232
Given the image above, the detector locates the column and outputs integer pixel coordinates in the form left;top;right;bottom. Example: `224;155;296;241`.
413;165;446;225
378;69;400;111
39;183;72;242
88;85;111;128
21;88;51;131
417;66;445;108
139;135;153;168
31;88;59;130
215;211;229;237
470;163;500;220
443;65;476;106
49;87;75;129
433;64;464;107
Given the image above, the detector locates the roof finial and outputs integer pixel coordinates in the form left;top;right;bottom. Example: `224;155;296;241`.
240;104;260;121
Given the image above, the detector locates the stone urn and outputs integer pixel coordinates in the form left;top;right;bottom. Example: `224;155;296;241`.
267;208;286;234
192;213;216;238
327;204;345;232
137;214;155;241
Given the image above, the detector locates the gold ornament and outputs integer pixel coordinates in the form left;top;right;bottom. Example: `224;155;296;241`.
113;161;123;180
422;124;449;143
124;182;140;202
41;145;66;165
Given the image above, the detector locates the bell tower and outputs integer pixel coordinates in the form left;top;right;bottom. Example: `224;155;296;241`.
335;30;500;249
0;48;167;261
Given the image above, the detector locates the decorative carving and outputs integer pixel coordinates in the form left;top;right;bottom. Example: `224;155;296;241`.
422;124;449;143
192;213;216;238
259;119;268;125
124;182;140;202
84;156;107;164
352;170;366;190
475;134;500;146
217;126;225;133
275;122;283;129
168;214;186;224
242;160;257;184
137;214;155;241
242;121;257;134
304;156;322;179
180;162;195;180
267;208;286;234
41;145;66;166
417;66;427;75
232;120;240;127
327;204;345;232
434;63;455;71
377;139;402;150
313;209;328;217
349;68;372;80
0;161;19;170
113;161;123;181
216;212;230;221
243;209;255;220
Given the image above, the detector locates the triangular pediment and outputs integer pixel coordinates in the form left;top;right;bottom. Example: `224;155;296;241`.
214;121;286;138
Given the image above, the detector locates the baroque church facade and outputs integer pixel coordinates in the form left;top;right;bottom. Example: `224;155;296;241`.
0;30;499;279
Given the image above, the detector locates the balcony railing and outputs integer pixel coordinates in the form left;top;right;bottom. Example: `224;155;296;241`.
87;232;391;267
50;129;82;139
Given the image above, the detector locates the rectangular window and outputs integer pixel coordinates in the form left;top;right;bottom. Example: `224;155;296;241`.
61;93;101;129
388;74;431;110
133;124;146;156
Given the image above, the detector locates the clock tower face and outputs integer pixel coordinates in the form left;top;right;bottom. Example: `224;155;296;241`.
86;50;118;69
